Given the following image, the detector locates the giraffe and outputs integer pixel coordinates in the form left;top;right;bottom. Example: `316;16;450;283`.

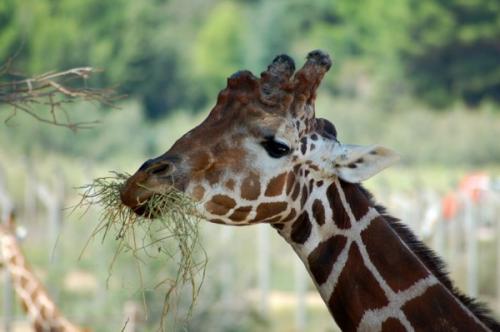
0;213;89;332
119;50;500;331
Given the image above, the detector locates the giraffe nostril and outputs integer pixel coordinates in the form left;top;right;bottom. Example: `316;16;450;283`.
138;155;179;176
148;162;173;175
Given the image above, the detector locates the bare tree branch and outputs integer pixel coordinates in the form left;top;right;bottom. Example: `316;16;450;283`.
0;57;122;131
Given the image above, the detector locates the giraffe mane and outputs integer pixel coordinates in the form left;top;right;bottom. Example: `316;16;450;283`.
357;184;500;331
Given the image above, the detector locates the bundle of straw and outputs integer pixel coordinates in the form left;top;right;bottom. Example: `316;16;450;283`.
78;172;207;328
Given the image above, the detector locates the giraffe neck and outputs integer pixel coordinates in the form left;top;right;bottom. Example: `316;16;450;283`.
0;227;86;332
275;178;494;331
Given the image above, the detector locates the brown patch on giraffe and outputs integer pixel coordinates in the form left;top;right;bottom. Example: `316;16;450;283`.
309;164;319;171
293;164;301;175
290;212;312;244
300;185;309;208
229;205;252;222
312;199;325;225
8;254;19;265
205;194;237;216
225;179;236;190
308;235;347;284
189;150;213;172
308;178;314;193
300;137;307;154
241;172;261;200
361;217;430;292
282;208;297;222
271;223;284;230
205;169;223;186
329;244;389;331
265;172;288;196
205;201;228;216
210;219;227;225
40;304;50;320
20;300;29;313
326;182;351;229
253;202;288;222
34;321;45;331
341;182;369;220
286;171;295;195
192;185;205;201
316;180;323;187
291;182;301;201
402;284;486;331
311;133;318;141
19;275;30;288
212;194;237;209
217;145;247;171
381;318;407;331
310;143;315;151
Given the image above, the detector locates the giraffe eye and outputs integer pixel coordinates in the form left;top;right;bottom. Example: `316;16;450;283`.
261;138;291;158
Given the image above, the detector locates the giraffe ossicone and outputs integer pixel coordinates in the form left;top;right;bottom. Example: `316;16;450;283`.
120;50;499;331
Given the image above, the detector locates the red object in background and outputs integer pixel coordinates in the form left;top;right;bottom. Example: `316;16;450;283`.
442;192;459;221
458;172;490;203
441;172;490;220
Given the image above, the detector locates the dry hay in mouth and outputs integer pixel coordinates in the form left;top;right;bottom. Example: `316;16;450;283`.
77;172;207;329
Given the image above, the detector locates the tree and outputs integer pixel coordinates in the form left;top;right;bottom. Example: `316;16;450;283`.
402;0;500;108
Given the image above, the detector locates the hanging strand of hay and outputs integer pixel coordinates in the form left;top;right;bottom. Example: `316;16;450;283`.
77;172;207;329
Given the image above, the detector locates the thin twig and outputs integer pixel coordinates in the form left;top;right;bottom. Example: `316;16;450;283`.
0;58;121;130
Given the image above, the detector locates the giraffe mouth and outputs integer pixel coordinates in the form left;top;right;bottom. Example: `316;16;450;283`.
121;190;155;217
129;194;162;218
119;171;157;216
120;170;195;219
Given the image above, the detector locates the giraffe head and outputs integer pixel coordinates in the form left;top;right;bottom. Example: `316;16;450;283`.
120;50;399;225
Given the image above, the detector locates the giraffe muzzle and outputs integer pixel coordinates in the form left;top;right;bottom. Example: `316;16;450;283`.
120;154;184;216
119;170;154;213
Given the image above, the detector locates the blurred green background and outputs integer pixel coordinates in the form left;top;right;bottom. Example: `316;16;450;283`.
1;0;500;331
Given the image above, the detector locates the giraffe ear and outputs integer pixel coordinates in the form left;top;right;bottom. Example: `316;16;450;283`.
333;144;400;183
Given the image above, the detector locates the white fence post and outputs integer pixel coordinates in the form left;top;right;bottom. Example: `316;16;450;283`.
122;301;142;332
0;164;14;332
447;212;459;276
294;257;306;331
22;156;37;224
257;224;270;315
36;172;65;302
36;174;65;263
219;226;234;306
495;193;500;314
463;194;478;298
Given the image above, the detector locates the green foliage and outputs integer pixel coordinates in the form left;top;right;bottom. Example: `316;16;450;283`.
401;0;500;108
0;0;21;61
192;2;248;104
